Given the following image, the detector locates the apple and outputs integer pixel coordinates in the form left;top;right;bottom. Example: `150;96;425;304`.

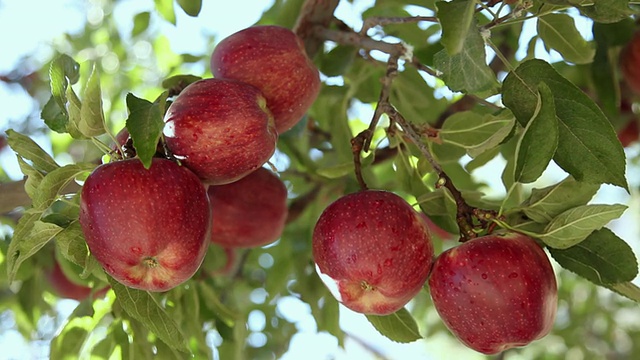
621;31;640;95
163;78;277;185
79;157;211;292
210;25;321;133
618;119;639;147
312;190;434;315
428;232;557;355
47;260;108;301
208;167;288;248
0;135;7;151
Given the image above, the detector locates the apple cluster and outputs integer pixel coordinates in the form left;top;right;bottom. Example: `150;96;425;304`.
312;190;558;354
79;25;319;292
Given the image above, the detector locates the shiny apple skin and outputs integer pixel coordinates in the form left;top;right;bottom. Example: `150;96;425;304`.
79;158;210;292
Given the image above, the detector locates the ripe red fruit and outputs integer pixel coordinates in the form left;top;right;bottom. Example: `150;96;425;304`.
312;190;434;315
47;260;107;301
208;167;288;248
79;158;210;292
618;119;639;147
621;31;640;95
211;25;321;133
428;232;557;355
163;78;277;185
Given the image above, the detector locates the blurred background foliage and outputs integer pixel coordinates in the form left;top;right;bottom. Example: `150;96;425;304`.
0;0;639;359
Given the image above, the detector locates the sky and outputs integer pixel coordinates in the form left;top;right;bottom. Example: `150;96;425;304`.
0;1;639;359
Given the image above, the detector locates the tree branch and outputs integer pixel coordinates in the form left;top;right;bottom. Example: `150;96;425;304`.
293;0;340;57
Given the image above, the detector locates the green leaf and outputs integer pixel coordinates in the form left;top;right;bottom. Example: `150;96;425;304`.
79;64;106;137
176;0;202;17
108;277;189;352
54;221;89;267
549;228;637;285
514;83;558;183
161;74;202;90
65;84;84;139
539;204;627;249
32;163;95;211
607;282;640;303
7;216;63;282
132;12;151;37
198;282;238;327
6;129;58;173
577;0;635;24
365;308;422;343
41;97;69;133
16;157;44;199
45;54;80;133
318;45;357;77
537;14;595;64
316;162;353;179
154;0;176;25
518;177;600;223
436;0;475;55
125;92;168;168
439;110;515;158
502;59;627;189
433;26;500;96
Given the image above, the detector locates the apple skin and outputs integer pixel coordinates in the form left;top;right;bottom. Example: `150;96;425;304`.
621;31;640;95
618;119;639;147
418;212;455;241
210;25;321;133
47;260;108;301
208;167;288;248
312;190;434;315
163;78;277;185
428;232;557;355
79;157;211;292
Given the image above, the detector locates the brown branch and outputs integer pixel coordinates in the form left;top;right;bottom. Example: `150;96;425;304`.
293;0;340;58
313;26;408;58
360;15;438;35
0;180;31;214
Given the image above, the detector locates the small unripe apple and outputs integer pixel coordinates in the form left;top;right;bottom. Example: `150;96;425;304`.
428;232;557;355
79;158;210;292
312;190;434;315
211;25;321;133
163;78;277;185
621;31;640;95
47;260;108;301
208;167;288;248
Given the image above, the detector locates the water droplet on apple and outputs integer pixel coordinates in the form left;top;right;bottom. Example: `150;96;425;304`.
383;258;393;267
481;273;488;279
509;272;518;279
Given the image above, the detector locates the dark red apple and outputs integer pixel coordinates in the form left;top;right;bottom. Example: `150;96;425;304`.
621;31;640;95
208;167;288;248
312;190;434;315
618;119;639;147
79;157;210;292
47;260;108;301
210;25;321;133
0;135;7;151
428;232;557;355
163;78;277;185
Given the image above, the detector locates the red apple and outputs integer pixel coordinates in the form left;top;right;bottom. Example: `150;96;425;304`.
47;260;108;301
312;190;434;315
428;232;557;355
621;31;640;95
210;25;321;133
0;135;7;151
618;119;639;147
163;78;277;185
79;157;210;292
208;167;288;248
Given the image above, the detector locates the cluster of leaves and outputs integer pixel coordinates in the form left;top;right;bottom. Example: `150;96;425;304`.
1;0;640;359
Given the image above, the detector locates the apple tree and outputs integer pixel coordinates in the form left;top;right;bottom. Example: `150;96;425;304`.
1;0;640;359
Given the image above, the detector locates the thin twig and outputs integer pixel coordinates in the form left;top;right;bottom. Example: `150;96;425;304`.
360;15;438;35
